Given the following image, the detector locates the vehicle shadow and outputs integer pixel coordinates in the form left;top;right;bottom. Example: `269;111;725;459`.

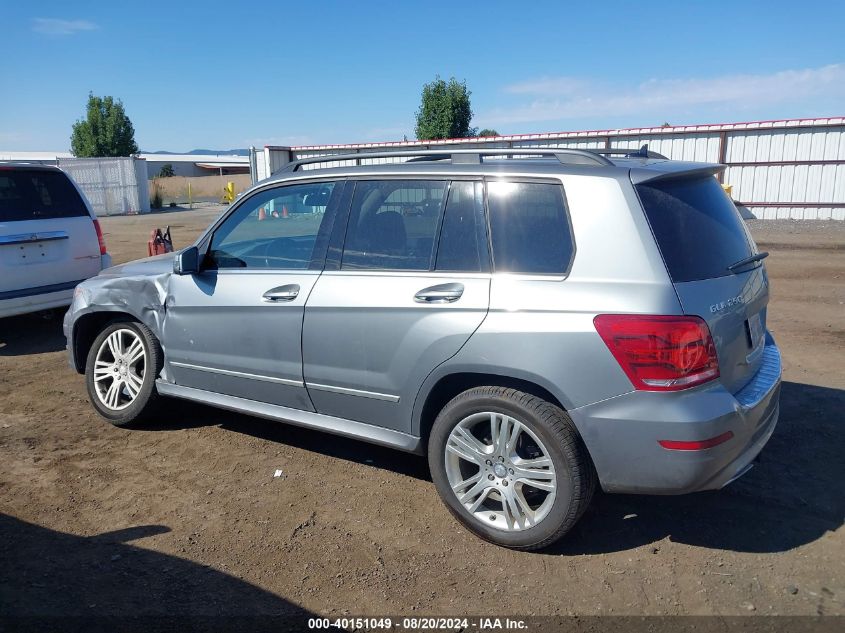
0;312;66;357
0;514;313;631
552;380;845;555
143;380;842;554
142;398;431;481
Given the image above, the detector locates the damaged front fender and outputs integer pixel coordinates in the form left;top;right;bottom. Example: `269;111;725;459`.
64;253;175;375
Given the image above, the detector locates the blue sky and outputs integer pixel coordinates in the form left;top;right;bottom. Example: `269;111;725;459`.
1;0;844;152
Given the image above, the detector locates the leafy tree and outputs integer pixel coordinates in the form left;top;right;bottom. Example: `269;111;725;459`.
70;93;139;157
415;76;475;140
477;128;499;137
158;163;175;178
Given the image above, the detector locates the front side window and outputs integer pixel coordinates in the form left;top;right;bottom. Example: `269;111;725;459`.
210;181;338;269
341;180;447;271
487;181;573;274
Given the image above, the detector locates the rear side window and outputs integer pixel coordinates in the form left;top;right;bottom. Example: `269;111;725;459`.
636;176;753;282
342;180;447;271
487;181;573;274
0;169;88;221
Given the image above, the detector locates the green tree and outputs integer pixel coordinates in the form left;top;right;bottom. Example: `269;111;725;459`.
158;163;175;178
70;93;139;157
415;76;475;140
477;128;499;137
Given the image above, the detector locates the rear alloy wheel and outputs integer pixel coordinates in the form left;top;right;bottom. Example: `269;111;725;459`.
445;411;557;531
429;387;595;550
85;320;162;427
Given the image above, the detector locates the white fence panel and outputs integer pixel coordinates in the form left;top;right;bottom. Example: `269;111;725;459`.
58;157;149;216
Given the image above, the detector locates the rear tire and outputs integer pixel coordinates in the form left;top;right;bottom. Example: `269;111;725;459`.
85;320;163;427
428;386;595;551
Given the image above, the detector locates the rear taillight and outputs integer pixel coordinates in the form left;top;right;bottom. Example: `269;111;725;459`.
593;314;719;391
92;219;107;255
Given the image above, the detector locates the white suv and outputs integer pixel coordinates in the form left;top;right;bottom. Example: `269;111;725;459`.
0;164;111;318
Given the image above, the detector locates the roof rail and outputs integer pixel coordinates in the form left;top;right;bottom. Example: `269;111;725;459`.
278;147;614;172
593;144;668;160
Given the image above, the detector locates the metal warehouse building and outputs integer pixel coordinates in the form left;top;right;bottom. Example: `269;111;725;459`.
252;116;845;220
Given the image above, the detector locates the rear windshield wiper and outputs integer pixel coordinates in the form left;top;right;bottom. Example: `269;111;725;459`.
727;251;769;273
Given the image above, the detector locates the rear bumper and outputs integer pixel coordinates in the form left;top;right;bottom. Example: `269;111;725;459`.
570;334;782;494
0;287;76;319
0;253;109;320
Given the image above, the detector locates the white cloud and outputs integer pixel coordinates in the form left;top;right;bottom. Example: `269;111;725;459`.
32;18;98;36
481;64;845;126
504;77;594;96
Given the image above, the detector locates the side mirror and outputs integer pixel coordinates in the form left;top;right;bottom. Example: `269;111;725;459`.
173;246;201;275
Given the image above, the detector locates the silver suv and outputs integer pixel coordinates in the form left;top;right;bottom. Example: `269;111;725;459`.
64;148;781;550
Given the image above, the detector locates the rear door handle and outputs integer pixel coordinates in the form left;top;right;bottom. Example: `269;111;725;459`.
262;284;300;302
414;282;464;304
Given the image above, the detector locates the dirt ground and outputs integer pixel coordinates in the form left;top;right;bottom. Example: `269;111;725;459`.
1;207;843;621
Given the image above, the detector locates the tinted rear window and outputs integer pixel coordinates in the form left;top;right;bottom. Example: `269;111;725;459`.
636;176;753;283
487;181;573;274
0;169;88;221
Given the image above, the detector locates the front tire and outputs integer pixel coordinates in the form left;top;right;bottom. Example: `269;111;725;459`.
85;320;163;427
428;387;595;550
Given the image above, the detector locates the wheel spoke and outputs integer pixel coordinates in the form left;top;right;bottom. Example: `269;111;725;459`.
451;471;482;494
448;425;490;463
106;332;121;359
513;488;536;524
490;413;504;452
502;489;525;530
459;477;491;507
491;414;521;456
467;486;494;513
124;338;144;366
513;465;556;492
123;375;139;399
94;369;113;382
504;418;522;456
514;455;552;469
125;371;143;394
104;380;121;408
446;435;484;465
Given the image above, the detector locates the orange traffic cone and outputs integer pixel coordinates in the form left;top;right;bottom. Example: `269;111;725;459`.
258;207;266;221
281;204;289;219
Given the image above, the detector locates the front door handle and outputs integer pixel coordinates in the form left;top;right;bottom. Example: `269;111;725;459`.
414;282;464;304
262;284;300;302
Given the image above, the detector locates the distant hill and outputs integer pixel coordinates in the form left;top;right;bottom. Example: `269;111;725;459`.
143;149;249;156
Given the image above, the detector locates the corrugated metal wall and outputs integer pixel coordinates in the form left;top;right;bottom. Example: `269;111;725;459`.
254;117;845;220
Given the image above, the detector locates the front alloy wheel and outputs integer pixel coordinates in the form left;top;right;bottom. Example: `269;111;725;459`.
93;328;146;410
85;320;163;427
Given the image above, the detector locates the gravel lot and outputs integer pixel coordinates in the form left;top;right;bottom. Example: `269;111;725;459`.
1;207;843;620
